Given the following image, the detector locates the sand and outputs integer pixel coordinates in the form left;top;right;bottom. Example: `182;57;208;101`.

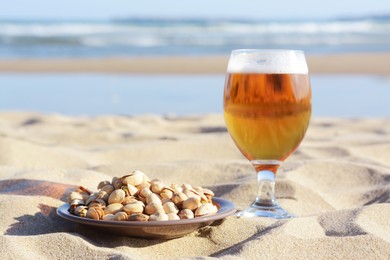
1;111;390;259
0;52;390;74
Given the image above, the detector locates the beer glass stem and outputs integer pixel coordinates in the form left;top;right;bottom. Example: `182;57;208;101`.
235;160;294;219
252;160;279;207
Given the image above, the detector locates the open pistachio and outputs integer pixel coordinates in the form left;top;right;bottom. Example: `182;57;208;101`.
145;202;163;215
114;212;128;221
178;209;194;219
195;203;218;217
122;184;138;196
182;197;201;211
97;180;111;190
122;171;144;186
103;214;115;221
86;207;104;220
163;201;179;214
128;213;149;222
108;189;125;204
160;187;174;199
68;191;84;204
103;203;123;215
122;201;144;215
202;188;215;203
149;212;168;221
167;213;180;221
146;193;161;205
171;192;188;208
121;195;138;205
74;206;88;217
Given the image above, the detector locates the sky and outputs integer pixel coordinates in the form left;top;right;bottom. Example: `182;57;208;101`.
0;0;389;21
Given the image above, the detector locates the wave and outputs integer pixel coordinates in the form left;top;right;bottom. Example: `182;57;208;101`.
0;17;389;57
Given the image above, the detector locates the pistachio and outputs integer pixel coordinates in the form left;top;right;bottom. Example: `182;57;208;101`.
128;213;149;222
97;180;111;190
122;184;138;196
135;181;151;192
88;198;106;208
122;171;144;186
108;189;125;204
170;184;182;193
202;188;215;203
114;211;128;221
160;186;174;199
194;203;218;217
182;197;201;211
145;202;163;215
103;203;123;215
112;178;123;190
86;207;104;220
68;191;84;204
122;202;144;215
167;213;180;221
149;212;168;221
163;201;179;214
74;206;88;217
100;184;115;195
121;195;138;205
171;192;188;208
146;193;161;205
103;214;115;221
151;181;165;194
178;209;194;219
96;190;109;202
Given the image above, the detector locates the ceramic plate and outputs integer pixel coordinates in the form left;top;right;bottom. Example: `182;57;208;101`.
57;197;236;239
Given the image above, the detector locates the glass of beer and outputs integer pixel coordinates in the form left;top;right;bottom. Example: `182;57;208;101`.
223;49;311;218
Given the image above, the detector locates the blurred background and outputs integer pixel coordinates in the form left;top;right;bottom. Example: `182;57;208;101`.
0;0;389;116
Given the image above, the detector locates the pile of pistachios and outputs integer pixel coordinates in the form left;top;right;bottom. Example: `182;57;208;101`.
67;170;217;221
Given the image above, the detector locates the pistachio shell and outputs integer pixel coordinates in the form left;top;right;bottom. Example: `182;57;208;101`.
122;202;144;215
121;196;138;205
194;203;218;217
114;211;128;221
103;214;115;221
122;184;138;196
86;207;104;220
160;187;174;199
97;180;111;190
74;206;88;217
128;213;149;222
163;201;179;214
171;192;188;208
88;198;106;208
68;191;84;204
100;184;115;194
167;213;180;221
151;181;165;194
178;209;194;219
145;202;163;215
108;189;126;204
182;197;201;211
103;203;123;215
149;212;168;221
146;193;161;205
170;184;182;193
136;182;151;192
122;171;144;186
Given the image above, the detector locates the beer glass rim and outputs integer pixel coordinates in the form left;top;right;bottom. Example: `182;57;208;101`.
231;49;305;55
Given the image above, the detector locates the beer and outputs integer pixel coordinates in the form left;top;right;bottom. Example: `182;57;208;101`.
224;73;311;161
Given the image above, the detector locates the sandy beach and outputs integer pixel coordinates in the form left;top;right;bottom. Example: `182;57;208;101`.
0;52;390;74
0;53;390;259
0;113;390;259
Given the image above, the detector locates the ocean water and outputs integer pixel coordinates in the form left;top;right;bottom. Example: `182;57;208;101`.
0;16;390;58
0;74;389;117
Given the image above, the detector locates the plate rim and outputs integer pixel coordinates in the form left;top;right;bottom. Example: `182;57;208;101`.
57;197;236;227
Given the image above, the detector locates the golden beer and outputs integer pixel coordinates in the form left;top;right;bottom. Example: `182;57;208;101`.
224;73;311;161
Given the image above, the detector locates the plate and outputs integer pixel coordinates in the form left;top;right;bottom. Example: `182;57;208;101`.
57;197;236;239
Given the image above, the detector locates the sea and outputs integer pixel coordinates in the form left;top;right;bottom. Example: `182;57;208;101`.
0;16;390;57
0;16;389;117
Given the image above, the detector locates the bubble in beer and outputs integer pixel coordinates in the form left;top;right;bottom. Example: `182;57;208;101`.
227;49;308;74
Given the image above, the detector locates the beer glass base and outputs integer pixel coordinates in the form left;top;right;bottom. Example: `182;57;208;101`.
235;203;295;219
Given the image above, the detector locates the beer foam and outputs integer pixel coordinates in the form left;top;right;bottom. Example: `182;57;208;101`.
227;49;308;74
